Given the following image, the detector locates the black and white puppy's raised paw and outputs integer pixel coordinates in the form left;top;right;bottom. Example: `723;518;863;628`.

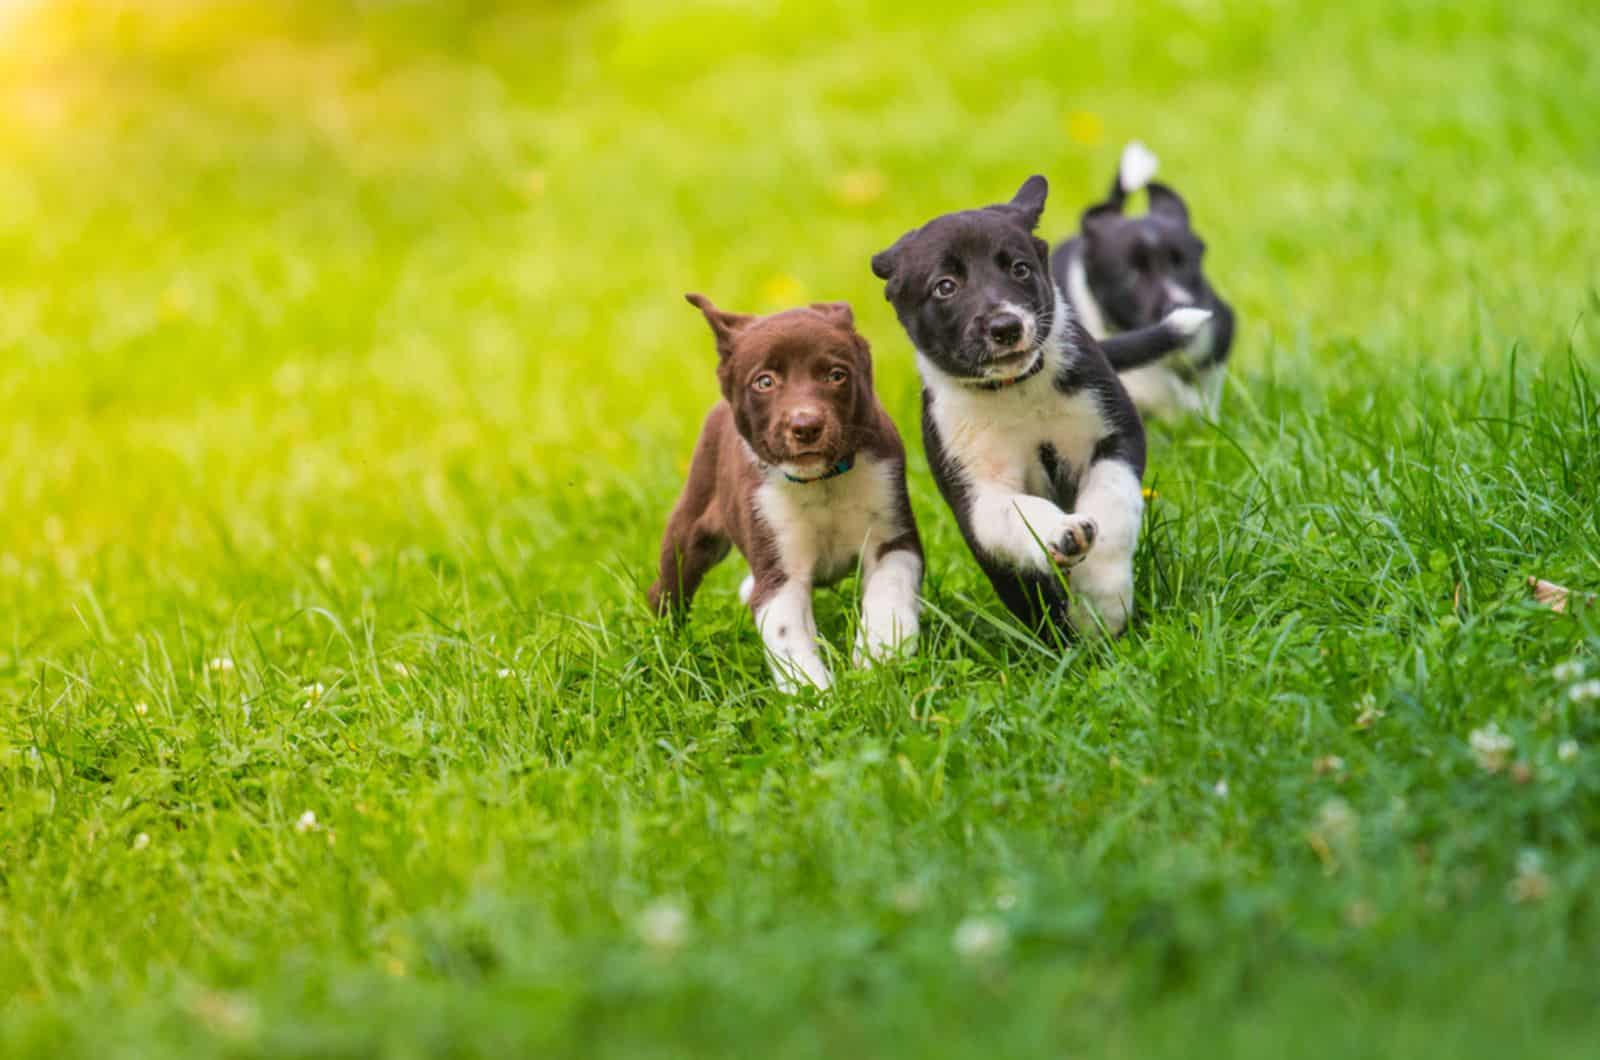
1052;142;1236;421
1049;514;1097;568
872;175;1179;640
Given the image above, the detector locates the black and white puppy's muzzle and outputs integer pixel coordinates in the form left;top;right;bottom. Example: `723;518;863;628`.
974;302;1043;382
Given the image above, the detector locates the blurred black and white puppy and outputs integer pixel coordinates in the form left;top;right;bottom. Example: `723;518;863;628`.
1051;143;1235;419
871;176;1209;638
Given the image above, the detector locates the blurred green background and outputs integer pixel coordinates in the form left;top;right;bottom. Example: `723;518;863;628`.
4;0;1594;606
2;1;1598;1056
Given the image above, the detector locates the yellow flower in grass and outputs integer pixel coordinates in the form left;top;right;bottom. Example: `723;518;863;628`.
761;273;808;307
831;168;886;207
1065;110;1104;147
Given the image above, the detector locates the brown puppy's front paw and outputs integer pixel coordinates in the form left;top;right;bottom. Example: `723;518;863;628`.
1049;516;1098;568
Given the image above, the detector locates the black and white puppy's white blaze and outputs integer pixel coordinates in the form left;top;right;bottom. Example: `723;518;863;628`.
872;176;1210;638
1051;142;1236;419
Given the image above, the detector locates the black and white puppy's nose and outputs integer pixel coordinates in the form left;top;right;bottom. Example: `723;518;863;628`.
787;409;824;445
987;313;1024;348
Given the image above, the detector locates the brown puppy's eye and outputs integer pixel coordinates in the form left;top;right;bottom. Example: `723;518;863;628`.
1010;260;1032;281
827;367;849;384
933;277;959;299
753;373;776;392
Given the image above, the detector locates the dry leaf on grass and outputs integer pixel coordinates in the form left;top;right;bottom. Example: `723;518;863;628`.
1528;577;1595;614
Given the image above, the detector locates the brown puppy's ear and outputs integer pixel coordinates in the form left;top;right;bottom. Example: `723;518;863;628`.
1008;175;1048;230
809;301;855;329
685;292;753;359
1145;182;1190;225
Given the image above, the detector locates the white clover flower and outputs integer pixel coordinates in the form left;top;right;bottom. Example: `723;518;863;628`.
889;881;925;915
304;682;326;702
1469;723;1514;773
131;832;150;852
1558;739;1580;763
1510;849;1551;904
1568;680;1600;704
637;899;690;951
1552;660;1586;684
1212;778;1230;799
134;701;149;716
294;810;319;833
497;668;514;679
952;916;1009;961
1316;798;1358;845
208;656;235;673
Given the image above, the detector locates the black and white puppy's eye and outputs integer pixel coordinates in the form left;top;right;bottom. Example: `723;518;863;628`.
1169;248;1185;269
753;372;777;392
1010;260;1032;281
933;277;959;300
826;367;849;384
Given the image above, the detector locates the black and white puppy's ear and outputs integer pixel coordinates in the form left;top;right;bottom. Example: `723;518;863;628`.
685;292;753;360
1008;174;1049;231
1080;202;1121;244
1145;182;1191;226
871;234;909;284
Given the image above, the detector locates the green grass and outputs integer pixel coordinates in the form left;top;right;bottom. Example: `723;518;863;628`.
3;0;1600;1055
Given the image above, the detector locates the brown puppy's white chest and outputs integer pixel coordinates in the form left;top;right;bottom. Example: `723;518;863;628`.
751;453;904;587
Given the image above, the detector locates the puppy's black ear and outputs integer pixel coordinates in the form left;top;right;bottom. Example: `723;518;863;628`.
1080;203;1120;242
870;236;905;282
685;292;752;359
809;301;855;329
1008;175;1048;230
1146;182;1190;225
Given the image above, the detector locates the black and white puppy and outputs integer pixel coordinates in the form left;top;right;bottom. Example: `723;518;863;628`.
1051;142;1236;419
872;176;1209;638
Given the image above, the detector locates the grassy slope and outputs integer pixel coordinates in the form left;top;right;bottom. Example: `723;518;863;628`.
2;0;1599;1055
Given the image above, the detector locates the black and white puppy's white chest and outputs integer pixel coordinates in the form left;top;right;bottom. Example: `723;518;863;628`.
923;348;1108;502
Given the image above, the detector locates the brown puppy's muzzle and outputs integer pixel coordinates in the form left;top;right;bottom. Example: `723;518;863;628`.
771;401;844;464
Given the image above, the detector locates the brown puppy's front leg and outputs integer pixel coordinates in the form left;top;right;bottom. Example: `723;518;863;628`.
648;510;730;616
648;421;730;616
747;572;831;693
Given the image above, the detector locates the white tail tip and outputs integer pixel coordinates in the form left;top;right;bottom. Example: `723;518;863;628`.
738;574;755;605
1119;141;1160;195
1163;306;1212;339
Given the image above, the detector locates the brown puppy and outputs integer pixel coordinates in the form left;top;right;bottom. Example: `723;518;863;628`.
649;294;922;692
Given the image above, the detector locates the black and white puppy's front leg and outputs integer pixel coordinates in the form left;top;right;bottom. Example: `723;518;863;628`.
1064;434;1144;637
923;413;1096;636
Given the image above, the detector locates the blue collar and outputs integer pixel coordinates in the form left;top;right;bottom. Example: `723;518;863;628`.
972;352;1047;391
782;455;854;484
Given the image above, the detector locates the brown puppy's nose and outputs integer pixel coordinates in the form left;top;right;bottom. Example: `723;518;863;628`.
787;409;825;445
988;313;1023;347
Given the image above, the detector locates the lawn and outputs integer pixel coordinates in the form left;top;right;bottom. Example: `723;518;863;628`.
2;0;1599;1056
